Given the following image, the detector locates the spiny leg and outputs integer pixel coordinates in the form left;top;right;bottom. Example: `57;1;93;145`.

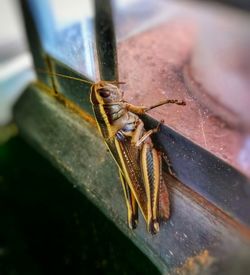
119;170;138;229
158;153;170;221
161;152;176;177
145;99;186;111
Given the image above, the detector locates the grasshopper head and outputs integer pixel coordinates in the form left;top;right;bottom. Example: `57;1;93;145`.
90;81;123;105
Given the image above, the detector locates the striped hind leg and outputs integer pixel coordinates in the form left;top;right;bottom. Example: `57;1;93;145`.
158;154;170;222
140;143;161;234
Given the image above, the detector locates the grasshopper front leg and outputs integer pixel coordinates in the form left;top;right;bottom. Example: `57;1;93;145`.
131;120;162;147
125;99;186;115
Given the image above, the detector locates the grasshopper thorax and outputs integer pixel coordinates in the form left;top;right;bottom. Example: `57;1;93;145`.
90;81;123;105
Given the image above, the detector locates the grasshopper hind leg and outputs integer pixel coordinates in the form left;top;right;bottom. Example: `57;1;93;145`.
119;170;138;229
140;143;161;234
158;154;170;222
140;144;170;234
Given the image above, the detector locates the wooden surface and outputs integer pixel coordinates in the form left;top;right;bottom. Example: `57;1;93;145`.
14;85;250;274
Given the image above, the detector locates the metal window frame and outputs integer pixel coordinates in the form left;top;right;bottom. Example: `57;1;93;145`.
17;0;250;272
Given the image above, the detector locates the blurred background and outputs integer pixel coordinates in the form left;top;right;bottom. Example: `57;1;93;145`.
0;0;250;274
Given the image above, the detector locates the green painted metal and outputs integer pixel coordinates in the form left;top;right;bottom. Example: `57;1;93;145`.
14;86;250;274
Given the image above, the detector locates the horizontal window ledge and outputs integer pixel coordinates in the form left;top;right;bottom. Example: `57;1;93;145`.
13;85;250;273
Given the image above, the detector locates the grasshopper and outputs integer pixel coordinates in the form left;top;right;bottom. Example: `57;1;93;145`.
91;81;185;234
39;71;185;234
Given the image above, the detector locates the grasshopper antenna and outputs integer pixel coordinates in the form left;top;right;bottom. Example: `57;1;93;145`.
35;68;94;85
35;69;126;87
107;80;126;85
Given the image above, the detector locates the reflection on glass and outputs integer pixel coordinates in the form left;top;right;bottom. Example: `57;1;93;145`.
28;0;97;80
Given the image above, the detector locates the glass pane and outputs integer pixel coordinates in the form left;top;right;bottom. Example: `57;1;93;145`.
28;0;97;80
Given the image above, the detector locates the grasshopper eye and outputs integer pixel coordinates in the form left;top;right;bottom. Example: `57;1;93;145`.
99;89;110;98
